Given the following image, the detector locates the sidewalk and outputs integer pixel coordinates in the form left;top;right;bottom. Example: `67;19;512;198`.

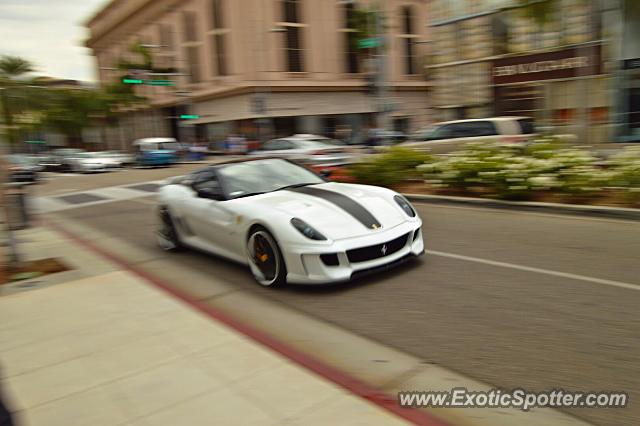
0;227;410;426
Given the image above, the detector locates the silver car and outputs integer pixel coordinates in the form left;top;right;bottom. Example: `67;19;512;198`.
251;134;354;167
66;152;114;173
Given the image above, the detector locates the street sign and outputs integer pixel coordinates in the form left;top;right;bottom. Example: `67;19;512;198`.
358;37;381;49
122;78;143;85
179;114;200;120
122;77;174;86
147;80;174;86
25;140;46;144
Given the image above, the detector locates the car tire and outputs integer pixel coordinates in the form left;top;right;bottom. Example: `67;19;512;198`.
247;227;286;287
157;207;184;252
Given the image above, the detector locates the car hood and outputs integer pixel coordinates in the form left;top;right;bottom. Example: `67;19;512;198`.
241;182;406;240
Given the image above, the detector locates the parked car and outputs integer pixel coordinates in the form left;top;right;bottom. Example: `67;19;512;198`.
66;152;116;173
43;149;85;171
98;151;135;167
133;138;181;167
157;158;423;286
402;116;537;154
366;130;408;146
250;134;353;167
6;154;40;184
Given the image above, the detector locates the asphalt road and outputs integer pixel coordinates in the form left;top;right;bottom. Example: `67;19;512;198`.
37;168;640;426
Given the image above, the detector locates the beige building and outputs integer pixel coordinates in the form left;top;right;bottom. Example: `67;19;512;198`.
427;0;612;143
86;0;431;147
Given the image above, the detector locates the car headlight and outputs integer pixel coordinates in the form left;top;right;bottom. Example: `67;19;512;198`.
290;218;326;241
394;195;416;217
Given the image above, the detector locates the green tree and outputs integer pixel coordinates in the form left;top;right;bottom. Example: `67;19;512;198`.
0;55;36;145
40;89;110;148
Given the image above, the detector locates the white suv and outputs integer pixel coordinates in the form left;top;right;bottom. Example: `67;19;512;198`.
403;116;536;153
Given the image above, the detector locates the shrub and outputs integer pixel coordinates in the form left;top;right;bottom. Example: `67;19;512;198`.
348;147;431;187
606;146;640;203
418;141;611;200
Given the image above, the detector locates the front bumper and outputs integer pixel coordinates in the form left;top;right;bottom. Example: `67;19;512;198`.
283;221;424;284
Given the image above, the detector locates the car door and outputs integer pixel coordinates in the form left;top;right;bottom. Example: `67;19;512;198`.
182;170;236;255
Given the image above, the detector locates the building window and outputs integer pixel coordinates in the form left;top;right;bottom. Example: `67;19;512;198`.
159;24;174;51
283;0;301;23
342;2;359;74
183;11;198;42
399;6;417;75
207;0;228;76
281;0;304;72
285;27;303;72
186;46;201;83
212;34;227;76
210;0;223;29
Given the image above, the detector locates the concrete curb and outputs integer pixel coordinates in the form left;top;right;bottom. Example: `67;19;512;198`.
403;193;640;221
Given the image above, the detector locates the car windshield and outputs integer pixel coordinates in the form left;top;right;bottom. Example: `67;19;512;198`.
218;159;324;199
7;155;32;165
306;137;343;146
297;140;338;149
415;126;440;140
158;142;180;150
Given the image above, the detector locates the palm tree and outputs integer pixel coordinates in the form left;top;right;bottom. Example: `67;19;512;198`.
0;56;34;79
0;55;36;145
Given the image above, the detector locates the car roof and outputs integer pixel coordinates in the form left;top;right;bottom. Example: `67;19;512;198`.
276;134;330;141
431;116;532;126
133;137;178;144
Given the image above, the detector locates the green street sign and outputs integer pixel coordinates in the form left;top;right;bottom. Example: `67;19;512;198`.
122;78;143;84
147;80;174;86
26;140;46;144
179;114;200;120
358;37;381;49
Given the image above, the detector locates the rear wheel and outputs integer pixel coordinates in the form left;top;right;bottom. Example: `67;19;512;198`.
157;207;183;251
247;227;286;287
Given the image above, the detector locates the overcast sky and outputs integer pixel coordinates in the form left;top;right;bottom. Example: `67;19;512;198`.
0;0;110;82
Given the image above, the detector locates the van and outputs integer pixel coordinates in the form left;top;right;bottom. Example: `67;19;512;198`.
133;138;181;166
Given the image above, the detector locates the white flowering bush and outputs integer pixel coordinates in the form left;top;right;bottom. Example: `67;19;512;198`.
606;146;640;202
417;140;620;200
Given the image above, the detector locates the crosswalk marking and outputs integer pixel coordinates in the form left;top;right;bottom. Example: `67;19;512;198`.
32;180;162;213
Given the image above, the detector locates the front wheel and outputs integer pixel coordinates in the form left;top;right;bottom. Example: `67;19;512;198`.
247;228;286;287
157;207;183;252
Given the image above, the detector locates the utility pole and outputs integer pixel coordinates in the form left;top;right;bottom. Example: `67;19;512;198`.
375;0;387;131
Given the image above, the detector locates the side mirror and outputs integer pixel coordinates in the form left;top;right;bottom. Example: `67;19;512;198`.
195;185;224;200
320;169;332;179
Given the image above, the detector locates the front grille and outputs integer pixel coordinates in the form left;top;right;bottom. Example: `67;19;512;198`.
320;253;339;266
346;233;410;263
350;253;416;280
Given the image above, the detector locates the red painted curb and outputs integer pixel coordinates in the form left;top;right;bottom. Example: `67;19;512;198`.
49;221;450;426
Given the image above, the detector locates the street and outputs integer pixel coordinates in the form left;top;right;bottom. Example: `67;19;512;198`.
29;166;640;426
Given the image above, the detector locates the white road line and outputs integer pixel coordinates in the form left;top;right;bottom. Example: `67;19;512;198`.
426;249;640;292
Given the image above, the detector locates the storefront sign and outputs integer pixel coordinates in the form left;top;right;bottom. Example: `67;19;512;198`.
492;44;602;85
623;58;640;70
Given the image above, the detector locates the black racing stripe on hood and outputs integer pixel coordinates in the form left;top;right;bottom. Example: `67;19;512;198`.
287;186;382;230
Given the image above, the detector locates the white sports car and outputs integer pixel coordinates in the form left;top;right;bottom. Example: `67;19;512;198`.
156;158;424;286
